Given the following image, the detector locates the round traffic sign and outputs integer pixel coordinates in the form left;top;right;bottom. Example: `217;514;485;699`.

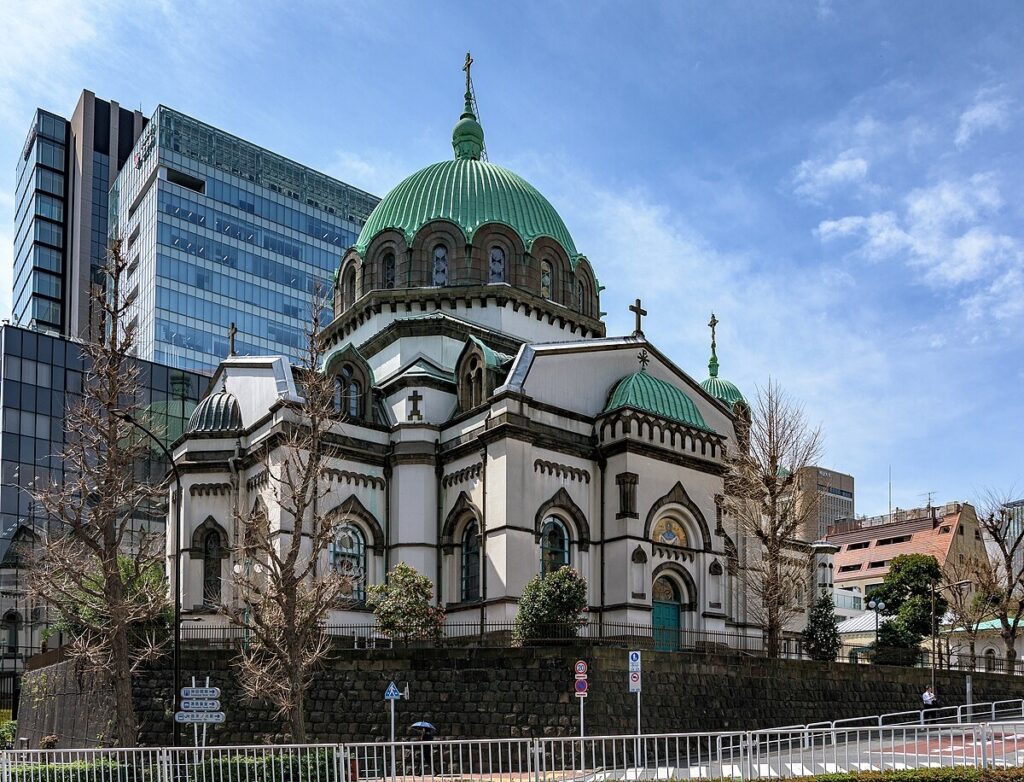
629;651;641;664
574;660;588;675
630;672;640;684
574;678;589;694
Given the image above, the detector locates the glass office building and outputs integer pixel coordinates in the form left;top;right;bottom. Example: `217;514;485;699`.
12;92;146;340
111;107;379;372
0;324;204;695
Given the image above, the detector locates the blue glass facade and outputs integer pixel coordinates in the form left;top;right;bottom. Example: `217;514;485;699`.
112;107;379;372
13;110;69;333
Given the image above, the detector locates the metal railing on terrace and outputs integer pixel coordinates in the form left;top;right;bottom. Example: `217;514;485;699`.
4;722;1024;781
180;620;793;657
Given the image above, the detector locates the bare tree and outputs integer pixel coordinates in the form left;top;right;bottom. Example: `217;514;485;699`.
224;289;361;741
723;380;823;658
941;556;994;669
27;241;170;747
976;489;1024;671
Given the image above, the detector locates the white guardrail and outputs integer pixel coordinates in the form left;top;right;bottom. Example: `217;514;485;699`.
778;697;1024;731
4;722;1024;781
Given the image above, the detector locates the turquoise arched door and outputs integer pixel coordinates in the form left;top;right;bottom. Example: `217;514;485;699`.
652;577;681;652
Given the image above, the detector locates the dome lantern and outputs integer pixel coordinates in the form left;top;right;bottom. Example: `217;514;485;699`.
187;390;242;435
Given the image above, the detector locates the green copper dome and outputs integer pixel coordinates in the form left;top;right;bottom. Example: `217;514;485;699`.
700;376;745;407
605;371;713;432
354;91;580;262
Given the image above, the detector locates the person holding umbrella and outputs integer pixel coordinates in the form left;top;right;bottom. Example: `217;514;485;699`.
411;721;436;741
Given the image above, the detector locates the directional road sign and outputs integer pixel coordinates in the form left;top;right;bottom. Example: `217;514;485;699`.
181;699;220;711
628;651;641;672
384;681;402;700
574;679;589;697
629;671;642;693
181;687;221;699
175;712;225;724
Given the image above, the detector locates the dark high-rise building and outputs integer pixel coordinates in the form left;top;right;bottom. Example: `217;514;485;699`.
13;91;145;338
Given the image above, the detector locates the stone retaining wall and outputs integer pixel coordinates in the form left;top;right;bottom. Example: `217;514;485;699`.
17;646;1024;748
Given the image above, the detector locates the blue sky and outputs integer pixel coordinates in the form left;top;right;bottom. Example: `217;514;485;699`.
0;0;1021;516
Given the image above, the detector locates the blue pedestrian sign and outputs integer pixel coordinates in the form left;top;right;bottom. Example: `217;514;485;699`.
384;681;402;700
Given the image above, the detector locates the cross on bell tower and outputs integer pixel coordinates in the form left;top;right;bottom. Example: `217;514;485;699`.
629;298;647;337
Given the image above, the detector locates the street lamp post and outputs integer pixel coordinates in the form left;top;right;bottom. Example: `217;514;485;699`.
868;599;886;648
111;410;183;746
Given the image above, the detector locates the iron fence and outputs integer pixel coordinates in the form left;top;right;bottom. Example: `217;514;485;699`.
2;723;1023;781
179;620;793;657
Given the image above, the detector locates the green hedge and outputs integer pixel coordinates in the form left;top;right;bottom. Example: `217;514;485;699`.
794;770;1024;782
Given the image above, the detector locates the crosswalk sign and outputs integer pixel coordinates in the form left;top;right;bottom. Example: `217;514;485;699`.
384;682;402;700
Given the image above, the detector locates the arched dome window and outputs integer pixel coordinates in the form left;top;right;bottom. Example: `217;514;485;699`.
464;356;484;410
985;648;997;672
383;252;396;289
342;266;357;310
330;524;366;602
202;529;223;606
334;363;363;420
576;280;585;313
488;247;505;284
432;244;449;286
540;517;570;576
461;521;480;601
540;260;554;299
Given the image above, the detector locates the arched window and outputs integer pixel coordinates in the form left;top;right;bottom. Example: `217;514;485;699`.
432;244;449;286
343;266;356;310
985;648;997;673
461;521;480;601
464;356;483;409
202;530;223;605
540;260;553;299
334;363;362;420
576;279;586;314
383;252;396;289
330;524;366;602
540;517;570;577
3;612;21;656
488;247;505;283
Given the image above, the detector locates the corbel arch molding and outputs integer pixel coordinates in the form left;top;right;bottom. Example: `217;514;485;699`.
652;561;698;611
322;342;375;422
327;494;385;554
363;230;408;293
534;487;591;551
441;491;483;550
471;222;526;287
411;220;468;288
336;250;362;316
573;257;599;318
530;237;572;305
644;482;713;552
190;516;229;555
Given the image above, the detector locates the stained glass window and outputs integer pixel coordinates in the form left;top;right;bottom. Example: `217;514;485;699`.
652;577;679;603
489;247;505;283
331;524;366;601
540;517;570;576
432;245;449;286
461;522;480;601
202;530;222;605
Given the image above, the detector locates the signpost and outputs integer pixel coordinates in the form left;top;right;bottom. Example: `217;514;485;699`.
628;651;642;736
574;660;588;738
384;681;404;779
175;678;224;747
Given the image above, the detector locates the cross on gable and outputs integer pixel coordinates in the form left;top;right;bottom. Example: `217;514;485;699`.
408;390;424;422
228;322;237;356
629;298;648;336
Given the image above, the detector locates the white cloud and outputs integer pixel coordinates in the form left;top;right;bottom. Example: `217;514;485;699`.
792;150;870;201
955;88;1013;149
817;174;1024;317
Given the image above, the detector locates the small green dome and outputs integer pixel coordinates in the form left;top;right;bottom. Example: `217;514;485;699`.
355;94;580;262
605;371;713;432
700;376;745;407
187;391;242;434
